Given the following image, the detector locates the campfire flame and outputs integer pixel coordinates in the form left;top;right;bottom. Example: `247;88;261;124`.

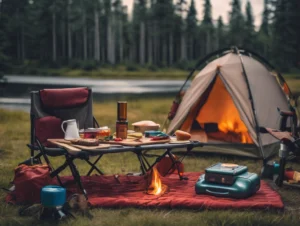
195;76;253;144
147;166;167;195
218;120;252;143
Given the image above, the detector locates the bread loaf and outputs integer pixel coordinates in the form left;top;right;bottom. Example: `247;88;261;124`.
175;130;191;141
71;139;99;146
132;120;160;127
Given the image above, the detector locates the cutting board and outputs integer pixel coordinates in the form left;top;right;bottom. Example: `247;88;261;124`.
47;139;111;153
102;137;170;146
47;139;81;155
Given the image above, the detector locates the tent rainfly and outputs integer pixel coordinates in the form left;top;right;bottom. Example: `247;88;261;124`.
166;47;297;159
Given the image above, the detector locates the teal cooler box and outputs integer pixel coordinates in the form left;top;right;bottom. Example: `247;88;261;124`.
195;163;260;199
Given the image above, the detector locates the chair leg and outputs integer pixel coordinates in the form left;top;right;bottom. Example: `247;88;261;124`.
165;149;188;180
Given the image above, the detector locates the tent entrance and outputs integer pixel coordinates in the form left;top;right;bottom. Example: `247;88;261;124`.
181;75;253;144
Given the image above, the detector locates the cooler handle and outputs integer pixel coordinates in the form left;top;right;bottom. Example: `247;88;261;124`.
206;189;229;195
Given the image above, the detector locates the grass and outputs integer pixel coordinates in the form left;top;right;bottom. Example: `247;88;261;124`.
13;66;190;80
1;97;300;226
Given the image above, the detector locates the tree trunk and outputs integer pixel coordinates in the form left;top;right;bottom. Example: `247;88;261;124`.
111;15;116;64
16;9;20;59
107;17;112;63
180;33;187;61
76;32;80;58
119;19;123;63
139;22;145;65
162;37;167;65
129;43;134;62
206;31;211;55
147;22;152;64
169;33;173;66
21;21;25;61
52;10;57;62
216;31;220;50
89;33;93;58
153;22;158;65
61;21;66;59
94;9;100;61
82;5;87;60
67;0;72;60
190;37;193;60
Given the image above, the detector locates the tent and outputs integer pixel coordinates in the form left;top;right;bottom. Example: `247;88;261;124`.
166;47;297;159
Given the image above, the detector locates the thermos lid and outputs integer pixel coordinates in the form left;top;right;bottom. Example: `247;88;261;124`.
117;101;127;120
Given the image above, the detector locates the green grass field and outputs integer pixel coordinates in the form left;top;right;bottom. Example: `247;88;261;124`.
1;73;300;225
1;96;300;226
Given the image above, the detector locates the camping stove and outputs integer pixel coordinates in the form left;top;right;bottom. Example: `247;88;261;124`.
195;163;260;199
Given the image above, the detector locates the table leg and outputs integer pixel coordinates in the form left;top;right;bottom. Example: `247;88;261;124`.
85;154;104;176
136;152;147;175
141;153;151;170
67;156;88;200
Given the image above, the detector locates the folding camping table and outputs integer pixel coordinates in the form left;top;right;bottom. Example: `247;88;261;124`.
47;140;203;199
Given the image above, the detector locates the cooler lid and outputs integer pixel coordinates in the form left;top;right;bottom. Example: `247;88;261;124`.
205;163;248;176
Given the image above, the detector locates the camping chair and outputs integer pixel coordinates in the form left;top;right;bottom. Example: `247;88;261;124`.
25;87;101;198
260;106;300;188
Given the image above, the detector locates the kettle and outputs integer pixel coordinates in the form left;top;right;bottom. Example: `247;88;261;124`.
61;119;80;140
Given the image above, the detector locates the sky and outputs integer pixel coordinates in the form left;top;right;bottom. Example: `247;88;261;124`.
123;0;264;28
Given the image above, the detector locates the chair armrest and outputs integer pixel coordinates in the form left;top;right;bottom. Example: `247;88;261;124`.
27;144;39;151
279;110;295;117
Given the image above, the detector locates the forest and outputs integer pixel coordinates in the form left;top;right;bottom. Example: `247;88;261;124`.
0;0;299;75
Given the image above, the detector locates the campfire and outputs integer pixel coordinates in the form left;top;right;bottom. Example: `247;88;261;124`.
217;100;252;144
147;166;168;195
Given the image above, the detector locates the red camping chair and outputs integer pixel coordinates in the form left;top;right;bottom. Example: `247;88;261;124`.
24;87;101;198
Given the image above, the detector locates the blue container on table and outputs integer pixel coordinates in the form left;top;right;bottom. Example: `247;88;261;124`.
41;185;66;207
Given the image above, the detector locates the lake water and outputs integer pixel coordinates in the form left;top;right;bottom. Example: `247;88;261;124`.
0;75;190;112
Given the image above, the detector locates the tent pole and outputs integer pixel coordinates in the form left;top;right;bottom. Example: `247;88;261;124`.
234;46;265;159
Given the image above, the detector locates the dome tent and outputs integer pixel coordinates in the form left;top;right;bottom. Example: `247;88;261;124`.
166;47;297;159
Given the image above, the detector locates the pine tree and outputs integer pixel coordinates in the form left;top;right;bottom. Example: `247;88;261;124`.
186;0;197;59
216;16;225;49
228;0;245;46
186;0;197;30
201;0;214;54
0;0;11;71
202;0;212;25
245;1;254;33
272;0;300;70
175;0;188;61
244;1;255;49
260;0;269;36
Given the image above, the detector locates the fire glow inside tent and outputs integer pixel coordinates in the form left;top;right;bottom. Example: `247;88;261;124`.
166;47;298;159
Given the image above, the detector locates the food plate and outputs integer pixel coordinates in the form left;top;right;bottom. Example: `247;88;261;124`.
169;137;191;144
101;137;170;146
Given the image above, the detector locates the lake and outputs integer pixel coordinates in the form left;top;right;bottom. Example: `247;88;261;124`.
0;75;190;112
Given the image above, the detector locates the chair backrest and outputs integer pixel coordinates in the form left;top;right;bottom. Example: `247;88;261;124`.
30;87;95;146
